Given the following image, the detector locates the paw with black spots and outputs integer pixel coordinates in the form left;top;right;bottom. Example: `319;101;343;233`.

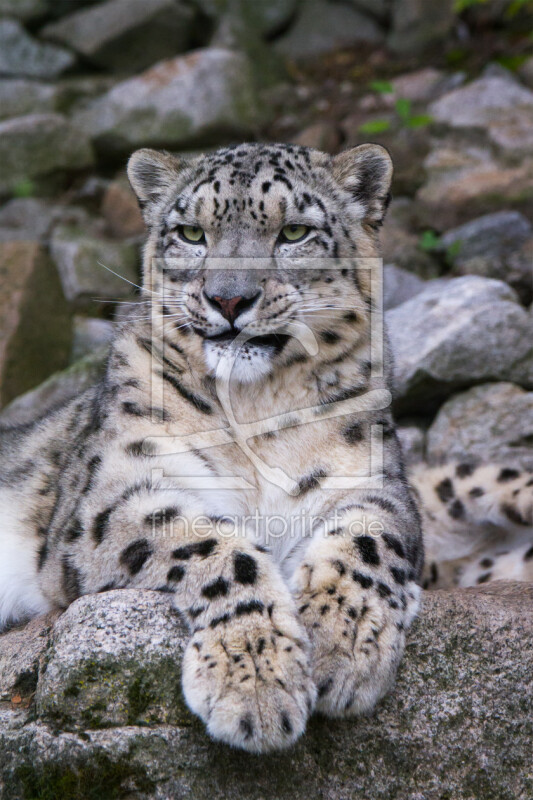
182;603;316;753
292;541;419;718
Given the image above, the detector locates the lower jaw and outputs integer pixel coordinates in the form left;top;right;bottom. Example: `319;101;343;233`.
203;331;291;356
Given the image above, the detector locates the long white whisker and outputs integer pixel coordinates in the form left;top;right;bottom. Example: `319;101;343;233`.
96;261;155;295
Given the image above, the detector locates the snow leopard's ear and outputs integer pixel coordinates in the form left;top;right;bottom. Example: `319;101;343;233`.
127;148;184;221
332;144;393;229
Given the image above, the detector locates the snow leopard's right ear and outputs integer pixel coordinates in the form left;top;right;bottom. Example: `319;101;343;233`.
127;149;184;222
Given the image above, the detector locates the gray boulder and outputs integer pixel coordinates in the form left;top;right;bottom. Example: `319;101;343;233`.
383;264;425;310
429;74;533;130
441;211;533;304
0;583;531;799
0;0;48;21
35;591;188;729
0;19;74;80
0;79;58;121
71;316;115;362
426;382;533;471
42;0;195;73
0;114;94;197
388;0;455;54
50;221;139;303
75;49;260;155
441;210;532;264
195;0;299;38
0;198;61;242
386;276;533;412
429;74;533;159
275;0;383;60
0;349;107;427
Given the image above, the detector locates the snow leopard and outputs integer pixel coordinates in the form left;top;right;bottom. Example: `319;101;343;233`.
0;142;531;753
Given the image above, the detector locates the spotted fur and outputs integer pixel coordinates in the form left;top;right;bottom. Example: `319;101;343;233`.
0;142;528;752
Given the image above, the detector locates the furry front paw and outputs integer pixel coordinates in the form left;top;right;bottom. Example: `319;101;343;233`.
182;605;316;752
294;557;418;717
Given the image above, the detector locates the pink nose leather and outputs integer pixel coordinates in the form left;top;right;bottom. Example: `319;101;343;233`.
213;295;244;324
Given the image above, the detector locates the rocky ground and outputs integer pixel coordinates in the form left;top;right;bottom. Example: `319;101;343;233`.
0;0;532;797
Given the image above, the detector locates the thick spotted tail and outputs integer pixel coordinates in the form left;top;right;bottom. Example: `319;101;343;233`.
408;462;533;589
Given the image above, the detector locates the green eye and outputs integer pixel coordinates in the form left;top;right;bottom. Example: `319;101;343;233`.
180;225;206;243
281;224;309;243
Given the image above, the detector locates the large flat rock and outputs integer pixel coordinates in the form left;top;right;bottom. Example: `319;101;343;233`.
387;275;533;413
75;48;260;156
0;583;531;799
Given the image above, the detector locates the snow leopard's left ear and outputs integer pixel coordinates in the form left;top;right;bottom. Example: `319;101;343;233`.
332;144;393;229
127;148;185;223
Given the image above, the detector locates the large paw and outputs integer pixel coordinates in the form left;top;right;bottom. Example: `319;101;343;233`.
182;604;316;753
293;556;418;717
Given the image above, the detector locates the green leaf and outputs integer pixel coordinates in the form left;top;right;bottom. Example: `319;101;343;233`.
358;119;391;135
496;54;529;71
454;0;488;12
407;114;433;129
395;97;412;123
13;179;35;198
446;240;463;261
419;230;442;252
369;80;394;95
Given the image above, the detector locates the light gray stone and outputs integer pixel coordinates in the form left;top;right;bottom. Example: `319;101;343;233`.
386;276;533;412
441;210;532;264
0;79;58;121
0;198;60;242
0;0;48;21
195;0;299;37
75;49;260;155
0;613;59;701
71;316;114;362
35;591;188;729
50;221;139;302
416;139;533;230
0;19;74;80
0;349;106;427
42;0;195;73
0;114;94;197
383;264;425;310
388;0;455;54
426;382;533;470
429;74;533;159
441;212;533;303
0;583;531;799
430;75;533;129
275;0;383;60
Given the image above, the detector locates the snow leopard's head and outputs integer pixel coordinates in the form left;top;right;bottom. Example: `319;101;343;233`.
128;142;392;383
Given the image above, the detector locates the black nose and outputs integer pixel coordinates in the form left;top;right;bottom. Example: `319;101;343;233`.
204;291;260;324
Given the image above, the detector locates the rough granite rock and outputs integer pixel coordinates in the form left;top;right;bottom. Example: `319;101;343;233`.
195;0;299;38
0;19;75;80
383;264;425;311
426;382;533;471
275;0;383;60
416;140;533;230
0;349;107;427
388;0;455;54
0;242;71;407
0;79;58;121
50;221;139;303
0;0;48;21
441;211;533;304
35;591;189;729
71;316;114;362
0;113;94;197
387;276;533;413
75;49;260;156
0;583;531;799
42;0;195;73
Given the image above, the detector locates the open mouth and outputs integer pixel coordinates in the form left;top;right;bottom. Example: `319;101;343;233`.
203;330;291;353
